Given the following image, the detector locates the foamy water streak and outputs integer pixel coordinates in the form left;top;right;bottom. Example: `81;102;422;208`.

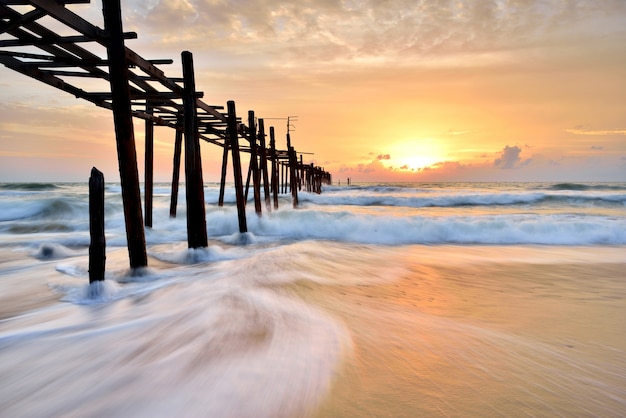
0;246;350;417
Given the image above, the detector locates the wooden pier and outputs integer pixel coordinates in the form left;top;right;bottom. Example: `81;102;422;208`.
0;0;331;268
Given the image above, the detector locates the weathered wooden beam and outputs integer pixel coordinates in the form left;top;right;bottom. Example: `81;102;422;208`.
195;98;228;122
102;0;147;268
89;167;105;283
0;7;46;35
0;32;137;47
29;0;105;41
2;0;90;4
226;100;248;233
181;51;208;248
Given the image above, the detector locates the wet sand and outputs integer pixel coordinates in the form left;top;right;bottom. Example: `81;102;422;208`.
284;246;626;417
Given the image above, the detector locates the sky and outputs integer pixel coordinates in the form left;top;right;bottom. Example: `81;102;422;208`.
1;0;625;183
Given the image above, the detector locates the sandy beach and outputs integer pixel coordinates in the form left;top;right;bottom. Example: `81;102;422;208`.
284;245;626;417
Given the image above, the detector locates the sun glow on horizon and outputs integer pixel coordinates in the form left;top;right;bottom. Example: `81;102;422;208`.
383;138;449;171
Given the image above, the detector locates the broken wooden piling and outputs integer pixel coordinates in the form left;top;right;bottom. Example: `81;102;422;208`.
89;167;105;283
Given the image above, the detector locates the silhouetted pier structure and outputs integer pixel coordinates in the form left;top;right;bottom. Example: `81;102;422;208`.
0;0;331;269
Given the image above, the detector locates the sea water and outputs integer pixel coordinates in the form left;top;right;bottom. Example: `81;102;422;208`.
0;182;625;416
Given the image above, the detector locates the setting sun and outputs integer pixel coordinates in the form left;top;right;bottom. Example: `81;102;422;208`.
383;138;448;171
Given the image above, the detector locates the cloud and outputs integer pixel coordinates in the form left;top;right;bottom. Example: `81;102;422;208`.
122;0;626;68
376;154;390;160
447;129;472;136
494;145;522;169
566;128;626;136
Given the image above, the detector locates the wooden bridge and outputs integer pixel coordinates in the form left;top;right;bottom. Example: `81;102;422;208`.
0;0;332;270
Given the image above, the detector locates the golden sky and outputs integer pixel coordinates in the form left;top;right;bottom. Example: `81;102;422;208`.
1;0;625;182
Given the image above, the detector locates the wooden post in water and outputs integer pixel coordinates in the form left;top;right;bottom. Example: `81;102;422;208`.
181;51;208;248
248;111;262;216
258;119;271;212
102;0;147;268
169;114;183;217
281;162;286;194
289;146;299;208
270;126;279;209
144;103;154;228
227;100;248;233
89;167;106;283
218;127;230;207
244;159;252;202
299;154;304;191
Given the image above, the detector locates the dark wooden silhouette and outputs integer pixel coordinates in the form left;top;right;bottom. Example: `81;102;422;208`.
89;167;106;283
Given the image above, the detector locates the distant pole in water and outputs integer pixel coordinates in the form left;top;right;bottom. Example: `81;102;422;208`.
89;167;106;283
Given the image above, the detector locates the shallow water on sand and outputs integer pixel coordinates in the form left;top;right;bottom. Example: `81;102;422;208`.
1;243;625;417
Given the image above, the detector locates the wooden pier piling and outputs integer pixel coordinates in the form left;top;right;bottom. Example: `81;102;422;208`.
258;119;271;212
218;118;230;207
102;0;147;268
1;1;335;261
89;167;106;283
270;127;279;210
144;103;154;228
248;111;262;216
289;146;299;208
181;51;208;248
169;114;183;218
227;100;248;233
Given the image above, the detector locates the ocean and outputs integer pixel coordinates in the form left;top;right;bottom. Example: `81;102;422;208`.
1;181;625;417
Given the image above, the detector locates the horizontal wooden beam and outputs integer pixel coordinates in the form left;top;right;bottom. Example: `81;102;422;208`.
0;32;137;47
0;1;90;4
